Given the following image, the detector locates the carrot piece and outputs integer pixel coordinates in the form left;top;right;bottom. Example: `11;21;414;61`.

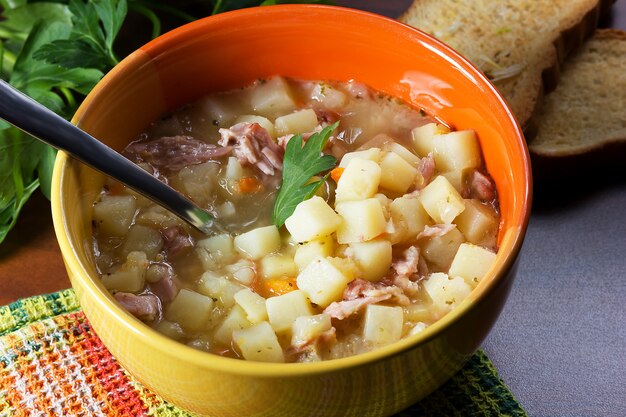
330;167;345;183
261;277;298;298
238;177;263;193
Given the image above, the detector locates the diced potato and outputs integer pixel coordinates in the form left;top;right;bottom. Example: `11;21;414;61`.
260;254;298;279
284;196;342;243
379;151;419;194
408;322;428;336
197;234;236;265
441;169;471;194
200;96;239;126
197;272;244;308
101;251;148;293
165;289;214;331
154;320;184;341
294;236;335;271
223;157;244;181
235;115;276;137
363;305;404;346
145;262;174;284
419;175;465;224
274;109;319;137
335;199;386;244
234;288;268;324
384;142;421;167
265;290;312;333
226;259;256;285
296;256;353;308
234;225;281;260
339;148;382;168
249;76;297;117
448;243;497;285
373;193;392;218
121;224;163;259
420;227;464;272
335;158;381;202
411;122;451;157
423;272;472;313
93;195;137;236
233;321;284;363
432;130;482;172
404;303;433;324
349;239;392;282
291;314;332;347
310;83;348;110
213;305;252;345
388;196;430;244
454;199;499;249
174;161;219;206
217;201;236;218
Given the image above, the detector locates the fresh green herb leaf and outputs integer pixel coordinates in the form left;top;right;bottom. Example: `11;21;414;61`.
272;121;338;227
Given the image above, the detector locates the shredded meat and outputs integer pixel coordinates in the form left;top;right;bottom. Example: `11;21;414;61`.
470;170;496;201
218;122;283;175
314;108;340;125
124;135;231;172
324;279;410;320
114;292;160;321
417;224;457;240
386;246;428;295
417;153;436;188
151;273;179;303
277;126;326;150
290;327;337;354
392;246;420;277
161;226;194;257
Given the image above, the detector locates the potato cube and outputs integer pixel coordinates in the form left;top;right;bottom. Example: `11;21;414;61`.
296;257;354;308
265;290;312;333
154;320;184;341
234;225;281;260
226;259;256;285
197;272;244;308
419;175;465;224
454;199;499;249
175;161;219;206
120;224;163;259
420;226;464;272
339;148;382;168
310;83;348;110
93;195;137;236
284;196;341;243
404;303;433;324
235;115;276;137
274;109;319;137
335;199;386;244
388;196;430;244
233;321;285;363
260;254;298;279
411;122;451;157
408;322;428;336
379;151;419;194
335;158;381;202
101;251;148;293
363;305;404;346
384;142;421;167
234;288;268;324
250;76;297;117
294;236;335;271
433;130;482;172
223;156;244;181
448;243;497;285
197;234;236;265
165;289;214;331
291;314;332;347
423;272;471;313
349;239;392;282
213;305;253;345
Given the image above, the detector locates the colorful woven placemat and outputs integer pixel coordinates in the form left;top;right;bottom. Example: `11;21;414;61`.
0;290;527;417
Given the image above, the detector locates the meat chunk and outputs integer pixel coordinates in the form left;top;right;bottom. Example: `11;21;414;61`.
150;273;179;303
314;108;340;125
114;292;160;321
324;279;409;320
416;153;436;189
124;135;231;172
470;170;496;201
161;226;194;257
218;122;283;175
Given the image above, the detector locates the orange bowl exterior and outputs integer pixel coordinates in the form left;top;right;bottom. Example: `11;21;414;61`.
51;5;531;417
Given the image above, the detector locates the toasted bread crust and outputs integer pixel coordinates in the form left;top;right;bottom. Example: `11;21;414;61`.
399;0;615;131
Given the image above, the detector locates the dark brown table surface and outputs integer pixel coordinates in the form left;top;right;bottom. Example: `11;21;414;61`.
1;1;625;416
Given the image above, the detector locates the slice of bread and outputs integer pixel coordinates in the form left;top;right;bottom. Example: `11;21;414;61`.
399;0;614;131
529;29;626;156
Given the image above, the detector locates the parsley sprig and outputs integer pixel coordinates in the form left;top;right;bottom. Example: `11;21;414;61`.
272;121;338;227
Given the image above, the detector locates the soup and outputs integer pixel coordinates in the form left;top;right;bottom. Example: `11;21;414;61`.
92;77;499;363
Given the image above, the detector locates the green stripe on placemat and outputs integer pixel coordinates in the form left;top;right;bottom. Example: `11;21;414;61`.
0;290;527;417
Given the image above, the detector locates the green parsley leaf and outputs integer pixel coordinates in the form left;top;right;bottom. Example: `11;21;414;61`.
272;121;338;227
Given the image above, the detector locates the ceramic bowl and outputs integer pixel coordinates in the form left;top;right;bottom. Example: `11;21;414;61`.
51;5;531;416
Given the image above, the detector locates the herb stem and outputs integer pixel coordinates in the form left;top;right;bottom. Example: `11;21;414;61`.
128;3;162;39
212;0;225;15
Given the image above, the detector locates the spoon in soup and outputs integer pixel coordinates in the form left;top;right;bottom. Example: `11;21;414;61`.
0;80;219;235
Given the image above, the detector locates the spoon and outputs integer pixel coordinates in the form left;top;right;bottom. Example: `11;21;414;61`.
0;80;218;235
